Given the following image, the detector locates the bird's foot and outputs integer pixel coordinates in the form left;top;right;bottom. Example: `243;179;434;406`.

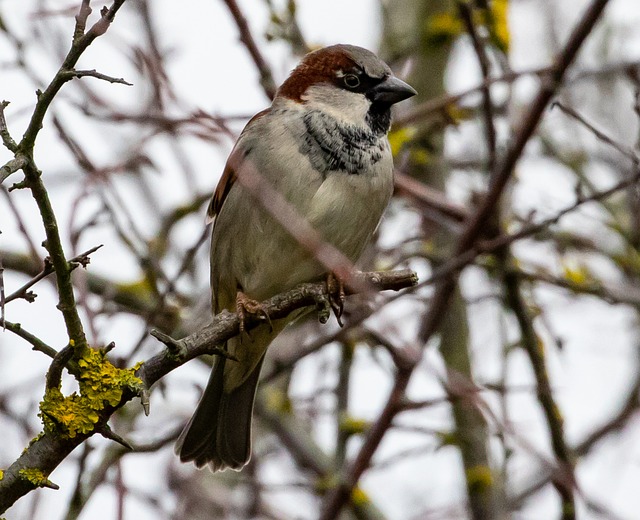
326;272;345;327
236;291;272;336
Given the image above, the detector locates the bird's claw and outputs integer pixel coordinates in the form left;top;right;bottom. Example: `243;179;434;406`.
326;273;345;327
236;291;272;335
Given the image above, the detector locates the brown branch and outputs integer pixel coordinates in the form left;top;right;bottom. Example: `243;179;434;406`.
221;0;277;100
552;100;639;164
0;269;416;513
320;2;612;517
500;252;576;518
394;171;468;223
458;1;497;173
319;345;420;520
63;68;133;86
419;0;612;342
4;245;103;305
255;394;387;520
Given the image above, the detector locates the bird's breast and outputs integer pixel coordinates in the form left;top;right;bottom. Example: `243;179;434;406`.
299;109;387;177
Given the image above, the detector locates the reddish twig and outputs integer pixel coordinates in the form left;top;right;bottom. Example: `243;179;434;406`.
221;0;277;100
320;1;612;517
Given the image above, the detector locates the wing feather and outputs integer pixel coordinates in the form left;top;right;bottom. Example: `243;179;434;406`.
206;108;271;225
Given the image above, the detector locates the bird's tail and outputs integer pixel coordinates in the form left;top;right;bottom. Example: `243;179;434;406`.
175;340;267;472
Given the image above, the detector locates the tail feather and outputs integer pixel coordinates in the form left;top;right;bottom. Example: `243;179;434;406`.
176;353;266;472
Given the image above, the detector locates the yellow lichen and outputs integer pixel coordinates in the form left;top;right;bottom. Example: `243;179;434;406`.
28;432;44;446
351;486;371;507
466;464;494;492
19;468;48;487
490;0;510;52
339;416;370;435
388;127;416;156
424;12;463;46
264;387;292;414
39;348;143;438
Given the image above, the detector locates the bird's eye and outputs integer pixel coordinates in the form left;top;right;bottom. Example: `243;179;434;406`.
343;74;360;88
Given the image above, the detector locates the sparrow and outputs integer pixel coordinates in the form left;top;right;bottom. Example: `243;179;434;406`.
175;44;416;471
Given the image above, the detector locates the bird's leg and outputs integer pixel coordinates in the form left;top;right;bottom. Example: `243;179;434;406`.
236;291;272;335
325;272;345;327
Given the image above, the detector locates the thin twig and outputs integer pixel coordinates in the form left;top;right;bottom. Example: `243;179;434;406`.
3;321;58;358
0;101;18;152
5;245;103;304
458;1;498;173
500;250;576;517
221;0;277;100
0;269;416;512
63;69;133;86
419;0;612;342
552;100;639;165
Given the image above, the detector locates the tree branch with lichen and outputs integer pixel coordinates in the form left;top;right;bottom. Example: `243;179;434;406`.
1;0;131;355
0;269;416;513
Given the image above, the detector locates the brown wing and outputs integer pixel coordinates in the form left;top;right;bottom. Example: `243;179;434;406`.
206;160;236;224
206;108;271;225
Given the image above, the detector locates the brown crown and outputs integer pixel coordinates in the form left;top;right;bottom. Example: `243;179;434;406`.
277;46;356;102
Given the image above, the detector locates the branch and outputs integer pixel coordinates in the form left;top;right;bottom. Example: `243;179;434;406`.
319;345;420;520
4;245;103;305
19;0;128;154
0;0;129;359
62;68;133;86
419;0;612;341
221;0;277;100
320;1;612;516
3;321;58;358
0;100;18;153
500;251;576;517
552;101;639;164
0;269;416;513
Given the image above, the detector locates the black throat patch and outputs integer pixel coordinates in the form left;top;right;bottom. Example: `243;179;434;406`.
300;110;386;176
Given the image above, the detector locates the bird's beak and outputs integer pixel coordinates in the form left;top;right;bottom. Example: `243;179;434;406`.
368;76;417;105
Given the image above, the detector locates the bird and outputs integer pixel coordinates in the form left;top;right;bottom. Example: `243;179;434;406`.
175;44;416;471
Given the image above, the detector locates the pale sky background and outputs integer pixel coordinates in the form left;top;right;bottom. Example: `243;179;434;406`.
3;1;640;519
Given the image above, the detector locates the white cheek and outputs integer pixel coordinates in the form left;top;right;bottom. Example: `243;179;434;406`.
302;84;371;126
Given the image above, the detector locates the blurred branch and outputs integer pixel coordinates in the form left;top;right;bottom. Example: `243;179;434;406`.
255;394;387;520
458;0;497;172
396;59;640;128
394;171;468;223
1;0;130;356
221;0;277;100
320;344;420;520
64;425;182;520
419;0;612;342
0;269;416;513
552;101;639;165
1;249;179;327
500;252;576;518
